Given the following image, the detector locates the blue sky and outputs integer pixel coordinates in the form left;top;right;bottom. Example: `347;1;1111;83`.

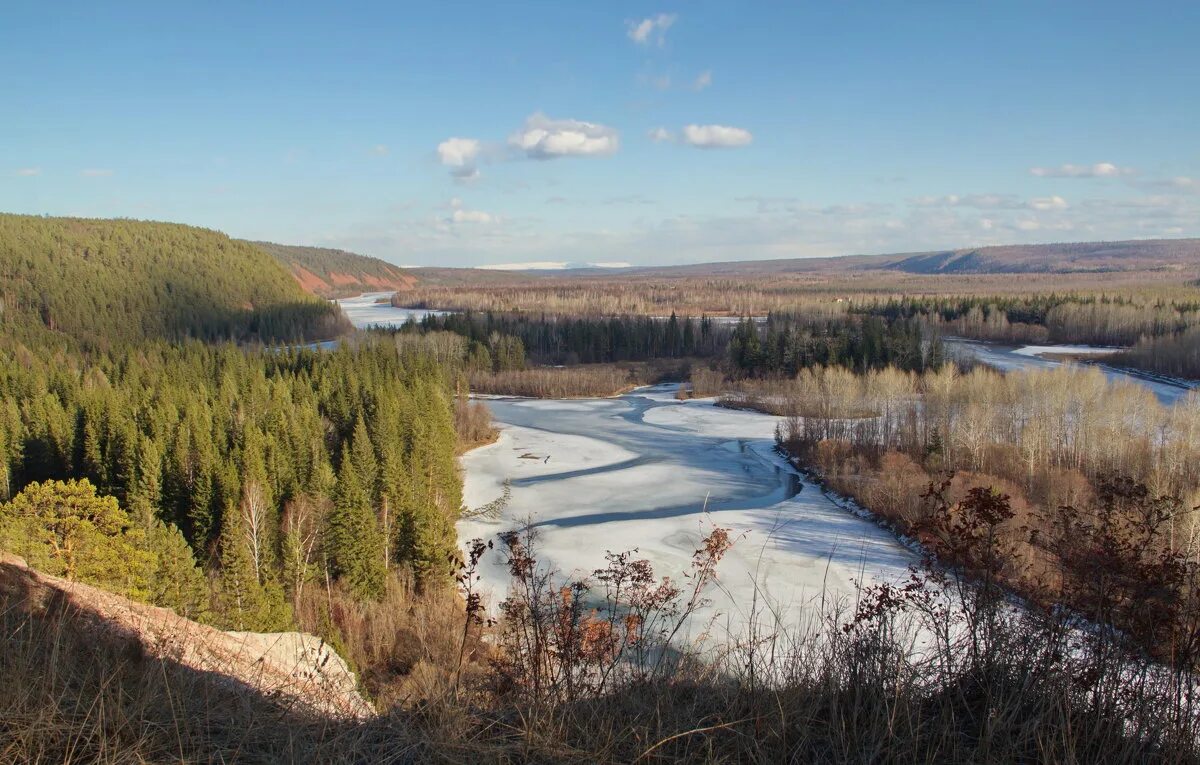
3;1;1198;267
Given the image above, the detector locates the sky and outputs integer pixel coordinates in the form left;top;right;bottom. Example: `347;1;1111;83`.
2;1;1198;268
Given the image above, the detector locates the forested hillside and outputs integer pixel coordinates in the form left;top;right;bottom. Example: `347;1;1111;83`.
253;241;417;298
0;339;464;629
0;213;477;711
0;215;347;347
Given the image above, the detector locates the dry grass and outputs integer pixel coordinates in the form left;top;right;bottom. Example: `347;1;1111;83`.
5;535;1200;764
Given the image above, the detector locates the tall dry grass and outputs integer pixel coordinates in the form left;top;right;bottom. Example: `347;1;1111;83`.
6;485;1200;763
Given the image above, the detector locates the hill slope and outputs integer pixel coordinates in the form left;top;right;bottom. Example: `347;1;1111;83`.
0;551;371;719
0;215;346;347
253;241;417;298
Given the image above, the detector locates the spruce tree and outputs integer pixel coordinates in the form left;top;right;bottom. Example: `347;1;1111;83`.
327;445;386;601
212;500;292;631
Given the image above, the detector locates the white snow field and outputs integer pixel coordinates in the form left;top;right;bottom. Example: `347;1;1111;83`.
460;384;916;644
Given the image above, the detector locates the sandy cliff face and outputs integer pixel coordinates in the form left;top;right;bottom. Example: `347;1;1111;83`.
0;552;372;720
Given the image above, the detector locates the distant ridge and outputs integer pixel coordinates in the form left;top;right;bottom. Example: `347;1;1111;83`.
370;237;1200;286
611;238;1200;278
251;241;417;298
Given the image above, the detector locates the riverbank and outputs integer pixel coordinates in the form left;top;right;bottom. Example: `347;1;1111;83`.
458;384;916;638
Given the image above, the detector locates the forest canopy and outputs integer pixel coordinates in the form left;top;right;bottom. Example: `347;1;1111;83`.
0;214;348;348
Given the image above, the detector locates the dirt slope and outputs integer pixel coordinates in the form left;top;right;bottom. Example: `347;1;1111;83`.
0;552;372;720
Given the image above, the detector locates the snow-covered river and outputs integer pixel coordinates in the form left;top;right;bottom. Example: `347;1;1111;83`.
944;338;1196;406
460;385;915;641
335;292;445;329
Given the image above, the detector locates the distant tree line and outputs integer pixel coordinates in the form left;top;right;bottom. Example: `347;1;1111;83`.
728;314;940;377
863;293;1200;348
409;311;726;366
406;310;940;383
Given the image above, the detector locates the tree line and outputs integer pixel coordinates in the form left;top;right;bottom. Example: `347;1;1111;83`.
864;293;1200;349
409;310;727;366
404;309;940;384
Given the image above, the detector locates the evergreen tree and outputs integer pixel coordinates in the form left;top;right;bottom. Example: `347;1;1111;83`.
327;446;386;600
0;478;152;600
145;520;211;621
212;500;292;631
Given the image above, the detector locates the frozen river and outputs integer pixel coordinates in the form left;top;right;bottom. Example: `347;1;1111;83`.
460;385;915;642
944;338;1196;406
335;292;445;329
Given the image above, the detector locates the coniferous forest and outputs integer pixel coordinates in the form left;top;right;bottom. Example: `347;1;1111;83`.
0;216;463;639
0;214;348;348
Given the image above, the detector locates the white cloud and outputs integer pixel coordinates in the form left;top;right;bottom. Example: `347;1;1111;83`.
436;137;482;179
446;197;496;225
1030;162;1133;178
1029;195;1069;211
680;124;753;148
452;209;495;224
588;261;633;269
648;127;674;143
911;193;1068;211
627;13;676;46
15;167;40;176
81;168;113;177
692;70;712;91
509;112;619;159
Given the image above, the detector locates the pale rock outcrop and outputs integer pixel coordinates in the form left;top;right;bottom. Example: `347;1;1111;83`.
0;552;373;719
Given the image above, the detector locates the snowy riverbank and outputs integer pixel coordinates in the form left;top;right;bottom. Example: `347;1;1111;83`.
459;384;916;643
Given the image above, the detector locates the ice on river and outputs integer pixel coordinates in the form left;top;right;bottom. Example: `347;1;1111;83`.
1010;344;1125;358
335;292;445;329
459;384;916;643
945;339;1196;406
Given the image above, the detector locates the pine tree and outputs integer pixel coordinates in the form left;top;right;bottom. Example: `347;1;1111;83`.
212;500;292;631
327;445;386;600
0;478;152;600
145;520;211;621
349;415;379;503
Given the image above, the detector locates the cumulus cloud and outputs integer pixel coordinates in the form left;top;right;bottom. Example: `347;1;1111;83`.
15;167;40;176
452;209;495;224
692;70;712;91
911;193;1068;211
445;197;496;225
509;113;619;159
680;124;753;148
627;13;676;46
436;137;482;180
323;184;1200;268
1029;162;1133;178
1029;195;1069;211
648;127;674;143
